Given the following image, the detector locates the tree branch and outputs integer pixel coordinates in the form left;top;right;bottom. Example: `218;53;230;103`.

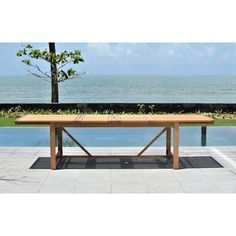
57;71;86;83
27;70;51;83
57;60;72;70
29;64;51;78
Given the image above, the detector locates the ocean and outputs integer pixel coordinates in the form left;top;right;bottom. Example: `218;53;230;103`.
0;75;236;103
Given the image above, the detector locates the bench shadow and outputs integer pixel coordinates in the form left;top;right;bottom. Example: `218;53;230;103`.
30;156;223;169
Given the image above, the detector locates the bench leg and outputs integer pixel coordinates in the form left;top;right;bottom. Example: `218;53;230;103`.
166;127;171;157
173;122;179;169
58;127;63;157
50;124;57;170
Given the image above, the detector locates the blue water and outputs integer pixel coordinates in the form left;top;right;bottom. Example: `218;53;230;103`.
1;75;236;103
0;126;236;147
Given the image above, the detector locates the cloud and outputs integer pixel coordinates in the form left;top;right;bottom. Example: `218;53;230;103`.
79;43;236;74
86;43;114;57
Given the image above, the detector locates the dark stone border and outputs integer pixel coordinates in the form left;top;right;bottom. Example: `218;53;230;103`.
0;103;236;113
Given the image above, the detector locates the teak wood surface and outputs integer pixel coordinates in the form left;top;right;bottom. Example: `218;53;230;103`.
16;114;214;170
16;114;214;126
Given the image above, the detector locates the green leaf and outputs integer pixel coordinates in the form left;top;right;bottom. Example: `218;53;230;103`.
17;44;85;82
22;59;31;65
16;52;22;57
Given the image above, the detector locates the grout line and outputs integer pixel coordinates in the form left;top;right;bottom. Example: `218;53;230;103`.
172;170;186;193
210;147;236;170
140;170;149;193
111;169;113;193
110;169;112;193
199;168;222;193
72;170;82;193
36;169;51;193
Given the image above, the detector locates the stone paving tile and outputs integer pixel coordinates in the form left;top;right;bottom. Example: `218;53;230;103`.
111;170;146;193
0;153;11;158
0;169;23;177
0;163;29;171
39;170;80;193
141;169;173;176
213;182;236;193
0;175;42;193
211;180;236;189
178;182;220;193
77;175;111;186
79;169;111;176
202;168;236;177
75;184;111;193
21;169;50;182
222;155;236;160
111;182;147;193
174;171;208;182
74;170;111;193
39;185;75;193
147;183;184;193
142;170;176;184
0;183;41;193
112;170;143;183
206;170;236;179
79;170;111;179
43;170;80;182
209;177;236;186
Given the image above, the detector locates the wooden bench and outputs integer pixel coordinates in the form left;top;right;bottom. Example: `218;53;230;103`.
15;114;214;170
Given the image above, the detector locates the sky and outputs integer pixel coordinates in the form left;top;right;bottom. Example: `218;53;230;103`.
0;43;235;75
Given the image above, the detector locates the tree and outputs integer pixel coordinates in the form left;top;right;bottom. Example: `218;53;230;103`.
17;43;84;103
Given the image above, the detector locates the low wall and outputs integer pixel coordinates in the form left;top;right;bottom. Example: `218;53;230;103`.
0;103;236;113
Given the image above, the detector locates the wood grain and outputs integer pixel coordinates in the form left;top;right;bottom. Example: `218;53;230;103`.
16;114;214;126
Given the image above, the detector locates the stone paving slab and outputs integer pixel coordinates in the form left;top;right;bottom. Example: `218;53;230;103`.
0;146;236;193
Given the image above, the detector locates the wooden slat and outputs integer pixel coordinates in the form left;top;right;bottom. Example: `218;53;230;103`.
150;114;214;124
15;114;78;124
79;114;109;124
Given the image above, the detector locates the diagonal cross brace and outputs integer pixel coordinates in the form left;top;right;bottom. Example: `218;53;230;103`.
137;128;167;157
62;128;92;157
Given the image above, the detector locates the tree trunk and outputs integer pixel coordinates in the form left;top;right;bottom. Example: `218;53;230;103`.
49;42;59;103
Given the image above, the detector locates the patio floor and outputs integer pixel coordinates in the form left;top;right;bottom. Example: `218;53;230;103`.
0;146;236;193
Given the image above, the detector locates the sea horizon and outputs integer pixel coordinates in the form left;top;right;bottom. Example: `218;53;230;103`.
1;74;236;103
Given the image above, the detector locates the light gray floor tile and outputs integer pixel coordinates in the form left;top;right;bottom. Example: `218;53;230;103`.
77;176;111;186
112;170;143;183
179;182;220;193
147;184;184;193
75;184;111;193
112;182;147;193
39;185;75;193
214;183;236;193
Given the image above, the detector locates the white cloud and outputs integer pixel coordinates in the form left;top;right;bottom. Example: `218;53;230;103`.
86;43;114;57
80;43;236;74
203;46;218;58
